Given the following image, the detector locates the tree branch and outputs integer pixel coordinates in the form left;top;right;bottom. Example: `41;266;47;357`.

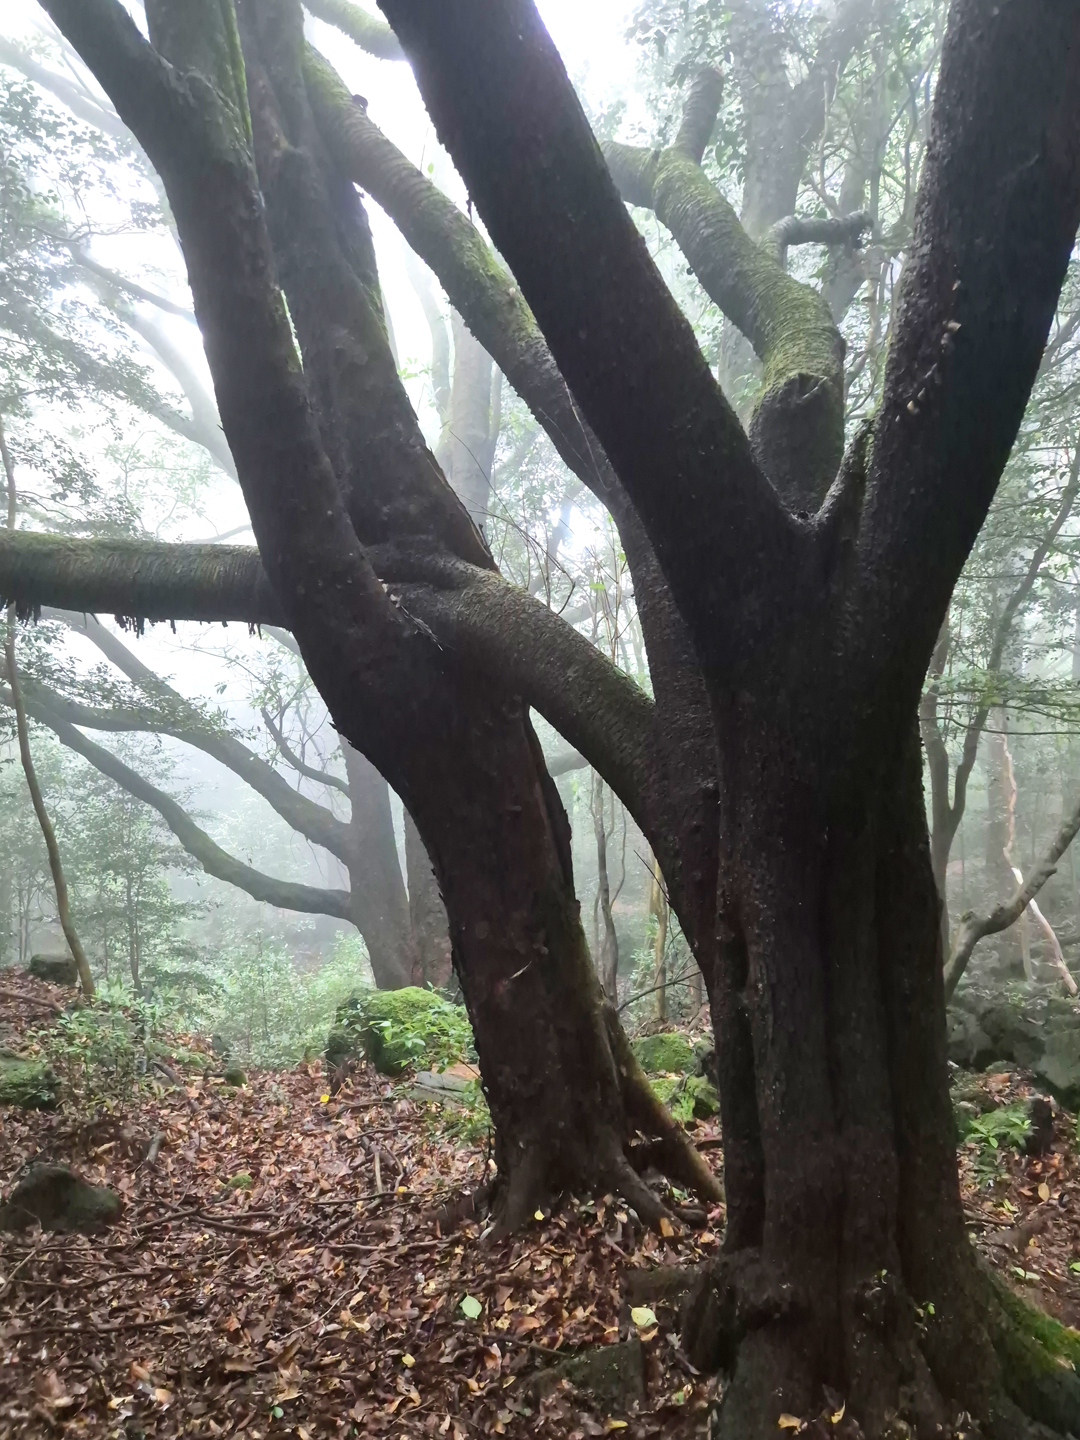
762;211;873;269
0;530;657;833
603;68;846;509
38;608;353;860
303;0;403;60
0;682;353;920
944;787;1080;1000
857;0;1080;698
261;706;350;795
0;531;282;624
374;0;795;675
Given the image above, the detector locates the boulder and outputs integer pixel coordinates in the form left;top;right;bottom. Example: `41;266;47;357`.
0;1163;121;1233
327;987;473;1077
632;1032;695;1075
28;953;78;986
0;1054;58;1110
947;983;1080;1104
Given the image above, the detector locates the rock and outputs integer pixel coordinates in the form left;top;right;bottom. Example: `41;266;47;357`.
0;1163;121;1233
28;953;78;986
530;1338;645;1410
632;1032;695;1075
947;983;1080;1104
0;1055;58;1110
649;1072;718;1121
223;1065;247;1087
1025;1097;1056;1156
327;987;473;1077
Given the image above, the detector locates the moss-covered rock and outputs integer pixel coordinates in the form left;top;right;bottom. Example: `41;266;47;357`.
28;953;78;986
0;1055;58;1110
0;1163;121;1233
223;1065;247;1087
632;1032;695;1075
328;987;473;1077
648;1072;719;1122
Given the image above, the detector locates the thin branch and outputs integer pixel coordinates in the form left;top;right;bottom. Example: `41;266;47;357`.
944;788;1080;1000
261;707;350;795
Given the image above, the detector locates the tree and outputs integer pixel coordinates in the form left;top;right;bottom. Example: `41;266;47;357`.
8;0;718;1239
8;0;1080;1427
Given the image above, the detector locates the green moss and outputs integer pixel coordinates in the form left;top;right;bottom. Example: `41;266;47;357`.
329;987;473;1076
649;1072;719;1123
223;1065;247;1087
632;1032;696;1075
228;1171;253;1189
0;1055;58;1110
991;1268;1080;1369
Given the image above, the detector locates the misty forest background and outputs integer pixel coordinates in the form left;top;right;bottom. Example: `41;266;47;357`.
2;0;1078;1062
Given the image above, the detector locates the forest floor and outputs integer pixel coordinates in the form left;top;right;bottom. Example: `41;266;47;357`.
2;971;1080;1439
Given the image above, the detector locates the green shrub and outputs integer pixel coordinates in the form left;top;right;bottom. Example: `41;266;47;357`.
329;986;474;1076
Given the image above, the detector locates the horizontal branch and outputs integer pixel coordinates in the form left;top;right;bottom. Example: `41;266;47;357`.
0;682;352;920
0;531;283;624
303;0;403;60
0;530;657;832
944;786;1080;1000
762;210;873;268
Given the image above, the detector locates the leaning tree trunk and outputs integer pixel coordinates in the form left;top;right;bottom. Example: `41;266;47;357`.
684;723;1080;1437
398;683;720;1232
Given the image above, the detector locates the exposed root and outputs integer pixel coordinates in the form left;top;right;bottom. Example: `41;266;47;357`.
679;1252;1080;1440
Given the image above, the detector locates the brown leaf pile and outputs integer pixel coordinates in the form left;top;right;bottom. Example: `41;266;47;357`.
0;973;722;1439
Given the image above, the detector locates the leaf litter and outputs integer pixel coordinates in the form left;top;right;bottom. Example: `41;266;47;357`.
0;971;722;1438
6;973;1080;1437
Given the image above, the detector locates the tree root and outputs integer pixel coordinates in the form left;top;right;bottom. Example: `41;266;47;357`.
678;1250;1080;1440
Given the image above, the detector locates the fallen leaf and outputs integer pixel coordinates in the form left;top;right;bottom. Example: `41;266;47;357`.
460;1294;483;1320
1038;1182;1051;1202
659;1217;675;1238
778;1417;803;1431
630;1306;657;1330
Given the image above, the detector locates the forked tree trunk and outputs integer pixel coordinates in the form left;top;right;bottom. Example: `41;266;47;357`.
686;730;1080;1436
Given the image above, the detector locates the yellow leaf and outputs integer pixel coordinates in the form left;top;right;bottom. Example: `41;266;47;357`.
605;1422;628;1431
534;1210;545;1221
778;1417;803;1431
319;1094;330;1103
659;1217;675;1238
630;1306;657;1329
829;1403;846;1423
402;1354;416;1368
152;1388;174;1406
1038;1182;1051;1202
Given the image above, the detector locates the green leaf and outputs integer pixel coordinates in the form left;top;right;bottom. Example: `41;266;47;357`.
460;1294;482;1320
630;1305;657;1329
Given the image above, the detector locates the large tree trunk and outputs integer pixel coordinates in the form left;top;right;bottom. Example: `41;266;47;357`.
396;684;720;1231
685;728;1079;1436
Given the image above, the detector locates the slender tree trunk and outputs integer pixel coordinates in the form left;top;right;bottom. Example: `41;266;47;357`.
1;416;93;997
591;771;620;1000
649;857;668;1022
403;810;452;989
341;743;414;990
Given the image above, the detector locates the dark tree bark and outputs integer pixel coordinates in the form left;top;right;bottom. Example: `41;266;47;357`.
33;0;718;1231
377;0;1080;1430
